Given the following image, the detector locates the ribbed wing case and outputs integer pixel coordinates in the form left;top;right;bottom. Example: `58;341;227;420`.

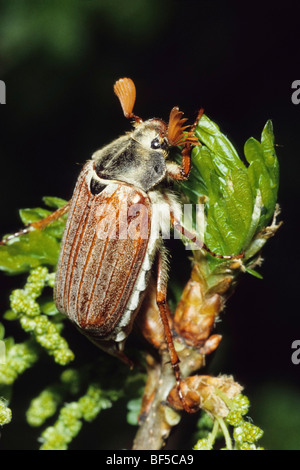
54;162;151;339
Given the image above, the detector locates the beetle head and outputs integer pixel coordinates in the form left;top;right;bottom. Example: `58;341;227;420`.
130;119;169;158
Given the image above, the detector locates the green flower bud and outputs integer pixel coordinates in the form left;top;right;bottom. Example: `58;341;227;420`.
194;438;212;450
233;421;263;444
0;399;12;425
10;289;40;317
231;394;250;416
27;389;61;427
225;410;243;427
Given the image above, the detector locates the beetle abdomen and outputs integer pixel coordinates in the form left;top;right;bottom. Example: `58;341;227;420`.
54;161;152;340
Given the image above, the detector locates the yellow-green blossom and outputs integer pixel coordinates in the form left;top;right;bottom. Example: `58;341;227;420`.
0;399;12;425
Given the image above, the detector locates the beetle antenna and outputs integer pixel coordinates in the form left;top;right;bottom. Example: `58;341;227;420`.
167;107;200;147
114;77;143;124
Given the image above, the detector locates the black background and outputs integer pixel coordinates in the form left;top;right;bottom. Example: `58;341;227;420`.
0;0;299;450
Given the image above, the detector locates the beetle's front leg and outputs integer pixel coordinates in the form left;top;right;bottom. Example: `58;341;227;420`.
0;201;71;245
166;145;193;181
166;108;204;181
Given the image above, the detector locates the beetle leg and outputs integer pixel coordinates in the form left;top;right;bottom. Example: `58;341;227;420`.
167;108;204;181
0;201;71;245
166;146;192;181
155;248;194;413
170;211;244;260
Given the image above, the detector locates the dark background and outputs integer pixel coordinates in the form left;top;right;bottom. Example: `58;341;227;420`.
0;0;299;450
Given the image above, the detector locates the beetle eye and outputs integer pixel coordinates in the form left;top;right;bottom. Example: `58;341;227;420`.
151;137;161;149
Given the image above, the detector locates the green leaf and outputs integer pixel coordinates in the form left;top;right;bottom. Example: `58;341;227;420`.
191;145;214;194
261;120;279;173
260;120;279;221
3;310;19;321
244;121;279;231
177;115;279;260
43;197;68;209
245;268;263;279
19;207;52;225
126;397;142;426
43;219;66;240
19;204;67;241
0;230;60;274
195;114;245;173
39;298;60;316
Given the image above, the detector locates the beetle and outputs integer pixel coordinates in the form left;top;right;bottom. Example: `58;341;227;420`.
1;78;243;411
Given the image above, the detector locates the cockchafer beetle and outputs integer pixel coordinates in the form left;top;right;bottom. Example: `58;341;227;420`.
1;78;243;411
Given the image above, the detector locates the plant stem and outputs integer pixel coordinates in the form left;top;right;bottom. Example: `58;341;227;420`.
216;416;232;450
